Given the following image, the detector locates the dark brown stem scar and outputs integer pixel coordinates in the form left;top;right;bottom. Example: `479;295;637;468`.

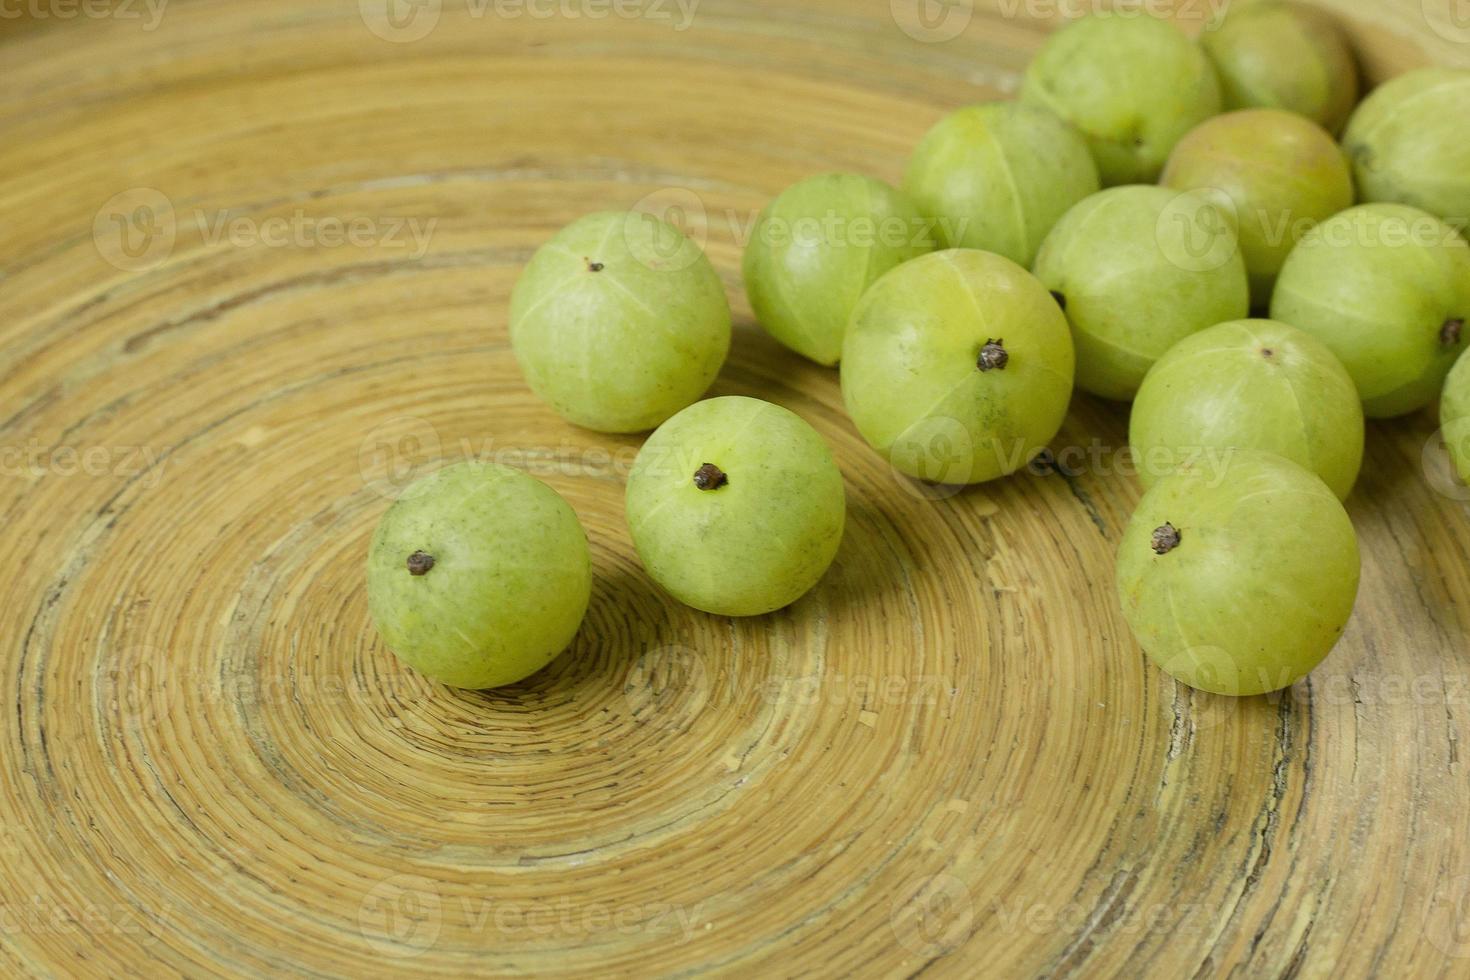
977;338;1009;371
1050;290;1067;311
1442;318;1464;346
585;258;604;272
1261;348;1274;358
407;551;436;575
1151;523;1181;555
693;463;728;491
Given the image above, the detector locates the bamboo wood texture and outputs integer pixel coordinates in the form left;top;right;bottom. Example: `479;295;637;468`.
2;0;1469;976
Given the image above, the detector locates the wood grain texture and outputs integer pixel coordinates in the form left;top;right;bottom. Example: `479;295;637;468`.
2;0;1469;976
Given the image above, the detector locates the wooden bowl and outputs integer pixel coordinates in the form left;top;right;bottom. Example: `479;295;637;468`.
2;1;1467;975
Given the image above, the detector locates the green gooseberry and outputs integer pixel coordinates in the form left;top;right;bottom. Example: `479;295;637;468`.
841;249;1075;485
366;462;592;689
1033;185;1250;401
1270;203;1470;417
625;396;846;617
1116;450;1360;697
1130;319;1364;500
1021;13;1223;185
902;101;1100;268
510;210;731;433
1344;68;1470;230
1162;108;1355;305
1199;0;1360;134
1441;348;1470;485
742;174;931;366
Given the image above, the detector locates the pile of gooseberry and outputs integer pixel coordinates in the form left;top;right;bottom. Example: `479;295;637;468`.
366;4;1470;700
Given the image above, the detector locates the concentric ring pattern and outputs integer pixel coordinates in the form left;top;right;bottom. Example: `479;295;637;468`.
2;1;1468;976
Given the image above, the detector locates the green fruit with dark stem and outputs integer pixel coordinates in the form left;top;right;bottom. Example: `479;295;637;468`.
743;174;931;366
366;462;592;689
625;396;846;617
1200;0;1359;133
1130;319;1364;500
511;210;731;433
1116;450;1360;697
1033;185;1250;401
1270;203;1470;417
903;101;1099;267
1162;108;1354;305
1021;13;1222;185
841;249;1075;485
1344;68;1470;230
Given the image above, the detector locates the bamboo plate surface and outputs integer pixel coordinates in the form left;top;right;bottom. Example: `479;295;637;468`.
2;0;1470;975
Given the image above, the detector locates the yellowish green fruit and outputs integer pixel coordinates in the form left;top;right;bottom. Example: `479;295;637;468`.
743;174;931;366
1130;319;1363;500
367;462;592;689
1033;185;1250;400
1021;13;1222;185
625;396;846;617
1162;108;1354;306
1441;347;1470;485
1200;0;1359;133
511;211;731;433
1117;450;1359;696
1270;203;1470;417
1344;68;1470;230
903;101;1099;267
841;249;1075;485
